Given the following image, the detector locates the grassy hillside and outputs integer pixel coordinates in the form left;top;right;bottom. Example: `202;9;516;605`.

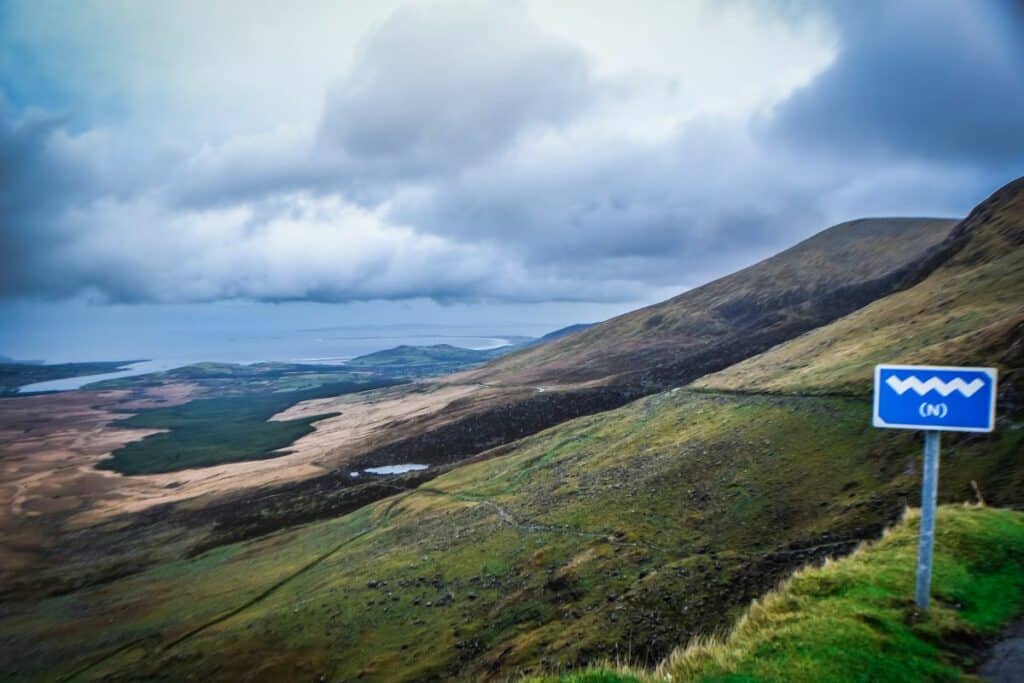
471;217;957;388
523;323;595;347
533;505;1024;682
4;390;1020;680
3;182;1022;681
696;178;1024;399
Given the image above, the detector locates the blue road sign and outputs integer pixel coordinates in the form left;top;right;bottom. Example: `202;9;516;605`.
874;364;999;609
873;364;997;433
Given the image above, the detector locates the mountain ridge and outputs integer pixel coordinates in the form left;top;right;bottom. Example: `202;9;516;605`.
467;216;959;390
696;176;1024;401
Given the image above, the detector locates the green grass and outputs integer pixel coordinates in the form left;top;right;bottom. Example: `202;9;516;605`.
98;379;395;474
531;504;1024;682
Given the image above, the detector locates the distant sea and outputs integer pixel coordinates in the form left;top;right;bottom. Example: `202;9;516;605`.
2;299;611;393
12;324;531;393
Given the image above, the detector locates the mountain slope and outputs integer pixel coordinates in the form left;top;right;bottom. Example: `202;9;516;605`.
524;323;595;347
696;177;1024;400
162;218;963;548
164;216;964;549
8;391;1019;681
469;217;958;389
5;182;1022;681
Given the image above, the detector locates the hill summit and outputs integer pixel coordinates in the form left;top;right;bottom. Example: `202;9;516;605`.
470;217;957;389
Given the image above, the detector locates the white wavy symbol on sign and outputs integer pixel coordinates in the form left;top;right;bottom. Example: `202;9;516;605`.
885;375;985;398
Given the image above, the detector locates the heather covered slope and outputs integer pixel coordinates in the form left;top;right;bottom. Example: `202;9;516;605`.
470;217;957;389
695;177;1024;399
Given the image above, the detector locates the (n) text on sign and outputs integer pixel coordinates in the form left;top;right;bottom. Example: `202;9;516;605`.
873;365;996;433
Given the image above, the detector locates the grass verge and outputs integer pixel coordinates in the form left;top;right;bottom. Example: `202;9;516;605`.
531;504;1024;682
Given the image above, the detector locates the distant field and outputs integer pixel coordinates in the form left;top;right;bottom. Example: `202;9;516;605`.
91;361;385;394
100;379;397;475
0;360;137;395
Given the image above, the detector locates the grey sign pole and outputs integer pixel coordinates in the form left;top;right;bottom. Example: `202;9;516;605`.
915;430;941;609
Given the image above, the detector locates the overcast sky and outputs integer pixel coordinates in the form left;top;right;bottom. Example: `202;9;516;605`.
2;0;1023;355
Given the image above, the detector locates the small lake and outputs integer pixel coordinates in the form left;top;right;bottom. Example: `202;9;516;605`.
17;360;189;393
363;464;429;475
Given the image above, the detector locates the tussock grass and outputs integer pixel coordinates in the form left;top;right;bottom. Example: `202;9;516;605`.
524;659;653;683
539;504;1024;682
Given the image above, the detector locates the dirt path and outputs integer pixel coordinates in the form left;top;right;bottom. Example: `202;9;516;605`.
979;619;1024;682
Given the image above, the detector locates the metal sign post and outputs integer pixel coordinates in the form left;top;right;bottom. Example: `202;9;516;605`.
872;365;997;610
915;430;940;609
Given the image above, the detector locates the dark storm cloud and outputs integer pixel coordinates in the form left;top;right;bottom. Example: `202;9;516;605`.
2;1;1022;306
0;100;94;297
175;0;1024;301
385;117;833;288
385;0;1024;287
768;0;1024;165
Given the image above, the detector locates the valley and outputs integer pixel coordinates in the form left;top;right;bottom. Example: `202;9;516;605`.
5;3;1021;680
0;178;1021;681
